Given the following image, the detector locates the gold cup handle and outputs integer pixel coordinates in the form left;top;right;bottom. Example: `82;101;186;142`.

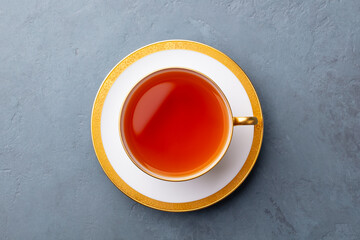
233;117;258;125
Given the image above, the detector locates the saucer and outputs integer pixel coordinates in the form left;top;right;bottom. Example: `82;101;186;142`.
91;40;263;212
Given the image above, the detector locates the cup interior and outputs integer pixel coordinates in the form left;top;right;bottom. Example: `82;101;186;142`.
120;68;234;181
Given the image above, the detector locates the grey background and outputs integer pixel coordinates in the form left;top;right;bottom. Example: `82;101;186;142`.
1;0;359;239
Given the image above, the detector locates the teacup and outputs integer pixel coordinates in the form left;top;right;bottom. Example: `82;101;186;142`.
120;68;257;181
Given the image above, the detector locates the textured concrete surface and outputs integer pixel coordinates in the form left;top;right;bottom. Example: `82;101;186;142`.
1;0;360;239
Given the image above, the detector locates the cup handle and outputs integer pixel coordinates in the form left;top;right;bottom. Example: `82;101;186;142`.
233;117;258;125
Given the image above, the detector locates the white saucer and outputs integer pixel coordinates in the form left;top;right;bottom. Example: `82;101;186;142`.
91;40;263;212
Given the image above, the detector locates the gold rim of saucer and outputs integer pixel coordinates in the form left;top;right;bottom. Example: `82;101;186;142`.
91;40;264;212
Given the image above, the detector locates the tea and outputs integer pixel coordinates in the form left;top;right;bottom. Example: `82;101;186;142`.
121;68;231;180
